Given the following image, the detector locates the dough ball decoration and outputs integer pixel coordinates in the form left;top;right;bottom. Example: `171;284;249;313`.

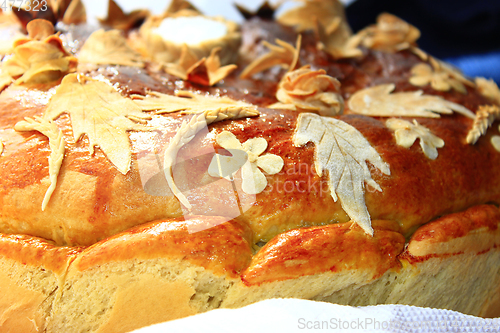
0;0;500;332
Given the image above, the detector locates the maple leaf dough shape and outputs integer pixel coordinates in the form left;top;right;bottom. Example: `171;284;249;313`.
293;112;390;235
78;29;145;67
44;74;150;174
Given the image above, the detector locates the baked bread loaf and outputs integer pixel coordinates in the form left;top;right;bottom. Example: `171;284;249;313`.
1;0;500;332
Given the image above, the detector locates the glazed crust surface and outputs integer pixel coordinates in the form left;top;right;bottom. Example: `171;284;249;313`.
0;7;500;330
0;66;499;246
74;215;253;276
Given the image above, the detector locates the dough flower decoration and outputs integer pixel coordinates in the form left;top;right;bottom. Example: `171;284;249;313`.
466;105;500;144
209;131;284;195
386;118;444;160
348;83;475;119
3;19;77;85
475;77;500;105
98;0;150;31
163;45;237;86
132;90;260;208
269;65;344;116
78;29;145;68
315;16;363;59
355;13;420;53
409;57;473;94
239;36;301;79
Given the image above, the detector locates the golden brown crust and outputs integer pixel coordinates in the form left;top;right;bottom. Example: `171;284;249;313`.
405;204;500;257
2;87;500;246
74;216;253;277
241;221;405;285
0;23;498;246
0;6;499;328
0;232;80;332
0;233;81;274
221;204;500;316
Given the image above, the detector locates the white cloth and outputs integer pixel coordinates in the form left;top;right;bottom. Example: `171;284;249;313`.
133;299;500;333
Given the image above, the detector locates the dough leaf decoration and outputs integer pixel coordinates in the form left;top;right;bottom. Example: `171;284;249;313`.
293;112;390;236
163;112;207;209
98;0;150;31
409;57;473;94
409;63;466;94
60;0;87;25
348;83;475;119
466;105;500;144
163;45;237;86
145;92;259;208
476;77;500;105
44;74;151;175
132;90;259;119
386;118;444;160
491;136;500;153
239;36;301;79
315;16;362;59
78;29;145;67
14;116;65;211
277;0;347;33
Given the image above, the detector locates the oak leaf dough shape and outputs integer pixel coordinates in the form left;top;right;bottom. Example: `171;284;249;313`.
386;118;444;160
348;83;475;119
409;63;466;94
